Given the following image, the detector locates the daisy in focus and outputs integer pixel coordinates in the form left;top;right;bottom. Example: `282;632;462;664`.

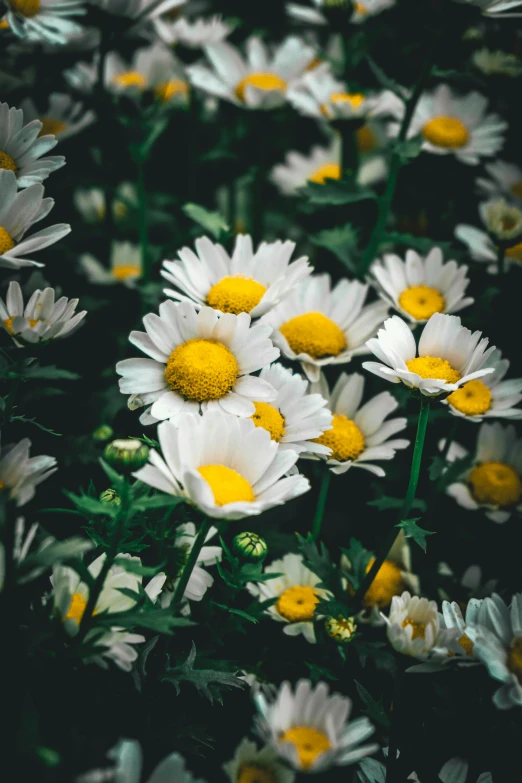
383;591;459;660
133;412;310;520
261;275;389;382
246;553;330;643
0;437;57;507
476;159;522;202
160;521;221;611
440;599;482;662
20;94;95;141
3;0;85;45
223;738;295;783
162;235;311;318
116;300;279;424
370;247;473;325
154;15;232;48
363;312;495;397
0;280;86;344
286;0;395;26
310;371;409;476
106;43;189;105
254;679;377;772
80;241;142;288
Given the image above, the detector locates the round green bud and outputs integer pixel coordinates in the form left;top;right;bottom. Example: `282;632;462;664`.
99;488;121;506
324;615;357;644
232;532;268;563
103;439;149;473
92;424;114;443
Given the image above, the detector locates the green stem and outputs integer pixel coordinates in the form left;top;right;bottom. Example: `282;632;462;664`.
137;158;149;284
312;470;332;541
339;124;359;179
172;517;213;607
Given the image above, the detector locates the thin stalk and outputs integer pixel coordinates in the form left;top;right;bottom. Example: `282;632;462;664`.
137;159;149;284
312;470;332;541
172;517;213;607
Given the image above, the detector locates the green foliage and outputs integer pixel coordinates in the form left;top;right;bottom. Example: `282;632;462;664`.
310;224;358;271
163;643;246;704
300;178;377;206
182;203;230;240
354;680;391;729
396;518;435;553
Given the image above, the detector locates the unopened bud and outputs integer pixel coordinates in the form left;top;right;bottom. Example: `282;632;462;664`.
324;614;357;644
92;425;114;443
103;439;149;473
232;532;268;563
99;488;121;506
481;199;522;244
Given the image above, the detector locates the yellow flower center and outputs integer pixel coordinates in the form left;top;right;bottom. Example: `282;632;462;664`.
237;764;277;783
458;633;474;656
313;413;365;462
38;117;68;137
406;356;461;384
154;79;189;103
422;116;469;149
0;226;15;254
308;162;341;184
468;461;522;508
279;312;346;359
9;0;40;17
0;149;17;172
113;71;147;89
112;264;141;281
64;592;95;624
279;726;331;770
276;585;319;622
362;558;406;609
3;317;39;335
447;379;492;416
197;464;254;506
0;18;11;28
505;241;522;263
510;180;522;200
507;637;522;684
206;275;267;315
398;284;445;321
235;72;287;102
165;338;239;402
0;479;4;490
354;1;368;13
356;124;377;152
402;617;426;640
332;91;365;108
250;402;285;442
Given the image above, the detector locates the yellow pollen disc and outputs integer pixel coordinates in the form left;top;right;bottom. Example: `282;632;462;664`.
355;1;368;13
356;124;376;153
362;558;406;609
398;285;445;321
468;461;522;508
280;312;346;359
38;117;67;137
9;0;40;17
0;149;17;172
64;592;95;624
0;18;11;28
505;241;522;263
507;637;522;683
406;356;461;384
154;79;189;103
3;317;39;334
306;56;323;72
313;413;365;462
402;617;426;641
279;726;331;770
206;275;267;315
308;162;341;184
447;379;492;416
510;180;522;200
165;338;239;402
197;464;254;506
250;402;285;442
0;226;15;255
0;479;4;490
235;72;287;102
112;264;141;281
237;764;277;783
276;585;319;622
422;116;469;149
331;91;365;108
458;633;474;656
113;71;147;89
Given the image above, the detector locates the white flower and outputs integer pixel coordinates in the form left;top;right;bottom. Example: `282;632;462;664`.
454;0;522;16
440;599;482;661
0;101;65;188
154;15;232;48
472;48;522;76
133;411;310;520
20;94;95;141
383;591;458;659
4;0;85;45
0;437;57;507
105;43;189;104
116;300;280;424
286;0;395;26
223;738;296;783
161;234;312;318
74;182;136;224
93;0;185;21
187;36;316;110
357;755;492;783
0;280;86;345
476;159;522;203
255;678;377;772
363;313;495;397
454;224;500;273
246;553;330;643
370;247;473;325
480;198;522;242
0;170;71;270
160;521;221;610
80;241;142;288
445;421;522;523
387;84;507;165
310;371;409;476
262;274;389;382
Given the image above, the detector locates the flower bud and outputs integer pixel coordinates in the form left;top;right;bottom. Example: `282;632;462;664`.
232;532;268;563
92;425;114;443
324;615;357;644
103;439;149;473
481;199;522;244
99;488;121;507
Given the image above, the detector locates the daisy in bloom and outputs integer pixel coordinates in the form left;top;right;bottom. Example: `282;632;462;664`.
161;234;312;318
20;94;95;141
160;521;221;611
116;300;279;424
0;170;71;270
387;84;507;165
79;739;205;783
0;280;86;344
286;0;395;26
444;348;522;421
0;437;57;507
444;421;522;523
3;0;85;45
0;101;65;188
472;48;522;77
223;738;295;783
106;44;189;105
80;241;142;288
187;36;316;110
440;599;482;662
476;159;522;202
262;275;389;382
255;679;377;771
455;220;522;273
246;553;330;643
383;592;459;660
309;371;409;476
363;313;495;397
154;15;232;48
454;0;522;16
133;412;310;521
74;182;136;224
370;248;473;325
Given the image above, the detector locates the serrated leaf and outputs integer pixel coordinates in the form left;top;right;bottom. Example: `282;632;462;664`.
300;178;377;206
93;607;194;634
396;518;435;553
296;533;336;585
64;491;119;519
310;224;358;271
10;416;62;436
114;557;165;577
393;136;423;162
182;203;229;240
354;680;390;729
163;642;246;704
340;537;372;590
131;494;185;512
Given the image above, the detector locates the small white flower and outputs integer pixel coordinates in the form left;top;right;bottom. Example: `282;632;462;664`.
74;182;136;224
20;94;94;141
480;198;522;243
383;591;458;659
363;312;495;397
155;15;232;48
440;599;482;662
472;48;522;77
0;437;57;507
476;159;522;203
262;274;389;382
159;521;221;610
4;0;85;45
106;43;189;105
0;280;86;344
454;223;500;273
255;678;378;772
133;411;310;521
286;0;395;26
223;738;295;783
80;242;142;288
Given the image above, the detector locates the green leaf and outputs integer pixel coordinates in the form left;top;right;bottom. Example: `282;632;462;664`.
211;602;259;624
368;495;426;512
380;232;455;255
94;608;194;634
131;494;185;512
182;203;230;240
296;533;336;586
20;362;80;381
393;136;423;162
354;680;390;730
10;415;62;436
366;55;406;99
340;538;372;590
114;557;165;577
64;491;119;519
396;518;435;553
163;642;246;704
300;178;377;206
310;225;358;271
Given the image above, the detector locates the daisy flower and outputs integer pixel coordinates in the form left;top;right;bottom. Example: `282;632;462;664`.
246;553;330;643
476;159;522;202
133;412;310;521
383;591;459;660
0;101;65;188
74;182;136;224
262;275;389;382
445;421;522;523
0;170;71;270
472;48;522;77
79;739;205;783
0;280;86;344
286;0;395;26
387;84;507;165
310;371;409;476
80;241;142;288
20;94;94;141
440;599;482;661
255;678;377;772
160;521;221;611
3;0;85;45
454;223;500;273
154;15;232;48
224;738;295;783
187;36;316;110
370;247;473;325
116;300;279;424
363;312;495;397
0;438;57;507
161;234;312;318
106;43;189;105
